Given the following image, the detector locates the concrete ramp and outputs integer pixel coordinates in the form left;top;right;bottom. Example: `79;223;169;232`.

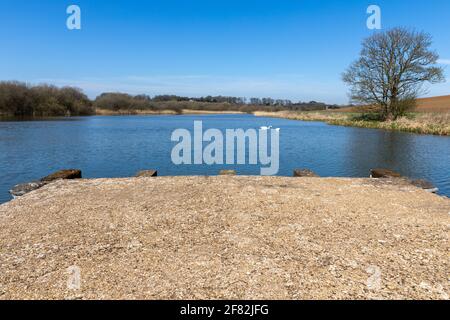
0;176;449;300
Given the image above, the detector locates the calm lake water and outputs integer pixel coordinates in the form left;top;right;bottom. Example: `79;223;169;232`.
0;114;449;203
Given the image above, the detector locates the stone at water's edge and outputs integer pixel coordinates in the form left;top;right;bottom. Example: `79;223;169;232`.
370;168;438;193
293;169;319;177
219;170;236;176
370;168;402;178
9;181;47;198
411;179;439;193
41;169;82;182
136;170;158;177
9;169;83;198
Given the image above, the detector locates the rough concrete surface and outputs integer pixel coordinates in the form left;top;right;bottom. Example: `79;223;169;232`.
0;176;449;300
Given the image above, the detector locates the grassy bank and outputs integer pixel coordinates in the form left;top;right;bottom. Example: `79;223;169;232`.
254;111;450;136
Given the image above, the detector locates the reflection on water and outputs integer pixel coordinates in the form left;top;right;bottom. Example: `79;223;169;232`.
0;114;449;203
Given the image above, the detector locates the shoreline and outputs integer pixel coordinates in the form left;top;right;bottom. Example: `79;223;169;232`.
95;108;245;116
2;109;449;136
254;111;450;136
0;109;246;119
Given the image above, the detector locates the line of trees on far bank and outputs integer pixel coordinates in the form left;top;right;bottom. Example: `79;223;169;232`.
0;81;94;117
0;81;341;117
94;92;340;114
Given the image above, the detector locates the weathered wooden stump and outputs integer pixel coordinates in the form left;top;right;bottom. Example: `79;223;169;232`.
370;168;401;178
136;170;158;177
219;170;236;176
41;169;82;182
293;169;319;177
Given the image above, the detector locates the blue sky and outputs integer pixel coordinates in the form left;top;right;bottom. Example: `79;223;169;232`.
1;0;449;104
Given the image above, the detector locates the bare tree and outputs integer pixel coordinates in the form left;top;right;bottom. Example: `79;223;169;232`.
343;28;445;120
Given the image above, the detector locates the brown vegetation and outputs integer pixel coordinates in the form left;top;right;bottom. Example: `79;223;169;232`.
415;95;450;113
255;110;450;136
0;81;94;117
1;81;342;117
95;108;179;116
335;95;450;114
